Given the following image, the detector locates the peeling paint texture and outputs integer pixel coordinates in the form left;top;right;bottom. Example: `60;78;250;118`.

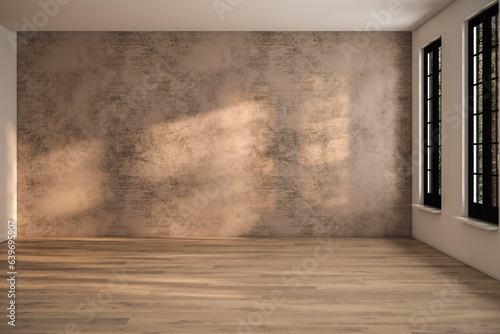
17;32;412;237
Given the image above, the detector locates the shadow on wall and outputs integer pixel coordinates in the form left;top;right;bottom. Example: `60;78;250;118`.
17;32;412;238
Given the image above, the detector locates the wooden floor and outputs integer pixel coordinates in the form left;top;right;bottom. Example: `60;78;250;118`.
0;237;499;334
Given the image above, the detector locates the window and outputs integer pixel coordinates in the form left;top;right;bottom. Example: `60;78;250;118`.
468;3;499;225
423;38;442;208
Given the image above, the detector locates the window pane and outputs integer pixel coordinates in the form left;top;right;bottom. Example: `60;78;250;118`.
479;23;484;53
497;81;500;111
492;15;498;46
479;144;483;174
474;145;478;173
439;96;442;120
439;47;442;71
438;144;441;170
478;113;483;143
438;123;442;146
474;115;478;143
428;75;433;97
474;55;478;84
478;174;483;204
427;171;433;194
492;81;498;110
492;112;498;143
474;26;478;54
474;174;478;202
493;176;498;207
439;71;442;96
492;49;497;78
478;87;483;113
427;99;433;121
427;123;433;145
474;85;479;113
473;145;484;174
493;144;498;174
473;114;483;143
439;171;442;195
479;53;483;81
427;146;433;169
427;51;433;74
474;84;483;114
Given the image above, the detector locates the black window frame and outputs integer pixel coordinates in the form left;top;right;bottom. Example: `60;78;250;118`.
468;3;499;225
423;38;442;209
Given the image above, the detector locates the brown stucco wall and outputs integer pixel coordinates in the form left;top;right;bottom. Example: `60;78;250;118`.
17;31;412;237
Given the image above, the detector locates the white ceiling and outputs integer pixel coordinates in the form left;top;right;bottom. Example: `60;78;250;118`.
0;0;455;32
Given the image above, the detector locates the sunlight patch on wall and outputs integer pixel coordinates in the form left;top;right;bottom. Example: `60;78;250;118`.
301;95;351;165
38;138;104;217
125;99;274;237
299;92;351;211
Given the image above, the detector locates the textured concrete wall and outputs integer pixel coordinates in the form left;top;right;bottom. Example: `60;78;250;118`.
18;31;412;237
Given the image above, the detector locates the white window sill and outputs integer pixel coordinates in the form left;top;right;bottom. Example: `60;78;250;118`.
453;216;499;231
411;204;442;214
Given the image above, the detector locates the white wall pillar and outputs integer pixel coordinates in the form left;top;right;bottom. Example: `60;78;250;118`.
0;24;17;242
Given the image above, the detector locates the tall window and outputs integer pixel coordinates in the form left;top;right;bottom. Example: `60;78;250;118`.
468;3;499;225
423;38;442;208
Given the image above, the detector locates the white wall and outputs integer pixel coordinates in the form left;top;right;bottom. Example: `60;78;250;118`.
0;24;16;242
412;0;500;281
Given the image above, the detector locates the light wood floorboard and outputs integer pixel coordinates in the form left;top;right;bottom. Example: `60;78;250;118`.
0;237;499;333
